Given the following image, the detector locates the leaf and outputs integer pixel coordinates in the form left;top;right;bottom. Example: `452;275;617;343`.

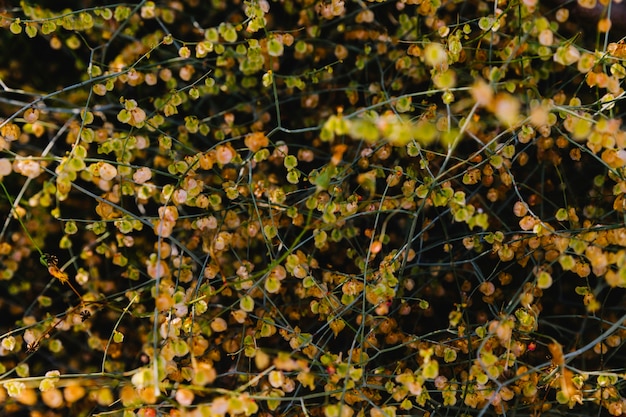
113;330;124;343
536;271;553;289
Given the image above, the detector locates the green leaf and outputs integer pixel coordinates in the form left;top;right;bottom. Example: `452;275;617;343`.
443;348;457;363
41;21;57;35
575;286;589;295
284;155;298;170
117;109;131;124
25;24;37;38
9;21;22;34
64;221;78;235
350;119;379;143
422;360;439;379
262;71;273;87
264;276;281;293
268;37;284;57
98;7;113;20
286;169;300;184
240;295;254;312
555;208;568;221
480;351;498;366
219;23;237;43
114;5;131;21
559;255;575;271
113;330;124;343
263;224;277;239
536;271;553;289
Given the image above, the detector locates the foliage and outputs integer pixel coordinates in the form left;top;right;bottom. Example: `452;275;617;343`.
0;0;625;416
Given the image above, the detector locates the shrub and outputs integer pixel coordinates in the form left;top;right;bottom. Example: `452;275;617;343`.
0;1;625;416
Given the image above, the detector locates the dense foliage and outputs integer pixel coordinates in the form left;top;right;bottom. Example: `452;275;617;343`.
0;0;625;416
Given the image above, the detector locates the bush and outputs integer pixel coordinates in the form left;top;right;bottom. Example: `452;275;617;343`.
0;1;625;416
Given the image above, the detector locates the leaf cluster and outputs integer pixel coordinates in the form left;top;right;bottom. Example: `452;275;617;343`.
0;1;625;417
